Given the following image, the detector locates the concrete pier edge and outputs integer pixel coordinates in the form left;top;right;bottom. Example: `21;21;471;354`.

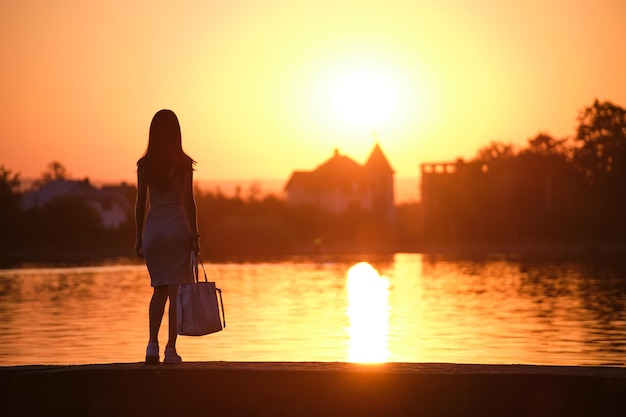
2;362;626;416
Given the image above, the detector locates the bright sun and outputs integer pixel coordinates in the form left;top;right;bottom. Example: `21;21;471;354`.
331;70;397;129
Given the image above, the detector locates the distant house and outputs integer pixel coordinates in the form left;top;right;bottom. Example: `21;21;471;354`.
285;143;395;222
20;179;134;229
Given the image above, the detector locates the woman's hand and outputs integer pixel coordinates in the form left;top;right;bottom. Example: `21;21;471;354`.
134;239;143;258
192;239;200;256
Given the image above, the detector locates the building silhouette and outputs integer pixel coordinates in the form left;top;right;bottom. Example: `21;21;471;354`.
20;179;133;229
285;143;395;223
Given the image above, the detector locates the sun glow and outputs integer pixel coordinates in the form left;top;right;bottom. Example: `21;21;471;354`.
331;70;398;129
346;262;390;363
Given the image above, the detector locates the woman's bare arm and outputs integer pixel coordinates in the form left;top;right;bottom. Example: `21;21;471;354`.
183;170;200;254
134;168;148;257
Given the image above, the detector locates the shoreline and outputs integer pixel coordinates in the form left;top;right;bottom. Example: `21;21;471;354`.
3;242;626;269
3;362;625;416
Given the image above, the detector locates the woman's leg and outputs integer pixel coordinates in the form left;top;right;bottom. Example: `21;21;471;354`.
149;286;169;344
163;285;182;364
166;284;179;349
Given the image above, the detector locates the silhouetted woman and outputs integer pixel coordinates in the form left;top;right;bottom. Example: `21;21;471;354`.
134;109;200;364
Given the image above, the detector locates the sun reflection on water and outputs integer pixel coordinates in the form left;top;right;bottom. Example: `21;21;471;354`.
346;262;390;363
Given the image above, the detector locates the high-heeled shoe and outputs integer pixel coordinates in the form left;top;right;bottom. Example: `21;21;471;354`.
163;346;182;364
145;342;159;364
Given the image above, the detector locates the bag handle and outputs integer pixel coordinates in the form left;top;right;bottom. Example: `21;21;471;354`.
189;251;199;284
196;253;226;328
197;254;208;283
216;286;226;328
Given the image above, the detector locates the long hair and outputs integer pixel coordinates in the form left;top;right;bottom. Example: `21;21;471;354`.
138;109;195;189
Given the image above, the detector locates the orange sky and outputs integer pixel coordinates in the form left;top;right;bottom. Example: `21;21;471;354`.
2;0;625;201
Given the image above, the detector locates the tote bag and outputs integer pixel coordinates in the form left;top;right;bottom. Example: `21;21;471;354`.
177;252;226;336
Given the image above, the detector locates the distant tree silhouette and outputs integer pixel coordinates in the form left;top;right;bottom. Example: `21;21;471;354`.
31;161;69;189
471;141;518;240
573;100;626;237
23;196;104;247
0;166;23;248
0;165;21;204
574;100;626;186
475;141;516;163
525;132;571;157
195;191;295;258
513;133;584;240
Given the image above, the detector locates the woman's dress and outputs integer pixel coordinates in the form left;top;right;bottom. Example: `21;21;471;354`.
142;174;192;287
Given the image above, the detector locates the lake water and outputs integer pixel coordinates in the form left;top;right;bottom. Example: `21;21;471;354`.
1;253;625;366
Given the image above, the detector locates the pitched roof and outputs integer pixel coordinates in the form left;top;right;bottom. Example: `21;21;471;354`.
285;171;316;190
286;150;366;191
285;145;393;191
365;143;394;174
315;149;364;185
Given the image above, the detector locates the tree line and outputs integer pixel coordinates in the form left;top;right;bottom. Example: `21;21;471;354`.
0;161;398;263
1;99;625;264
417;99;626;249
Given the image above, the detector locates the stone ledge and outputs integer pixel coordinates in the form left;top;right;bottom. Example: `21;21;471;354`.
2;362;626;417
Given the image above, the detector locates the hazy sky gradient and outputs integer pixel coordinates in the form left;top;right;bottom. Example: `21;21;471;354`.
2;0;625;195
